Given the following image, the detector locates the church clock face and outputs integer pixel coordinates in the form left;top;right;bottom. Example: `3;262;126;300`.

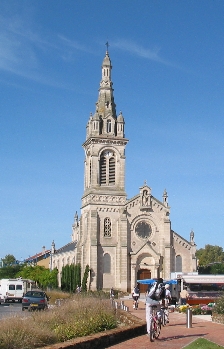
135;221;152;239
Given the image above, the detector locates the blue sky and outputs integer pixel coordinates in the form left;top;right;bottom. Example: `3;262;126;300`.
1;0;224;261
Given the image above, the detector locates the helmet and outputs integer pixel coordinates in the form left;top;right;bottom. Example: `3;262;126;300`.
165;284;170;289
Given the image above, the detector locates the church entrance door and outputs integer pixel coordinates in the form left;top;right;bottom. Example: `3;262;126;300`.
137;269;151;293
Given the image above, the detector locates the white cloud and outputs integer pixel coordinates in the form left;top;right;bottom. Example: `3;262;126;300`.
0;14;83;89
112;39;176;67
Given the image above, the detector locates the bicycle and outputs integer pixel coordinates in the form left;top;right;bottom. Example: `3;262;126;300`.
161;305;169;326
150;305;161;342
132;296;139;310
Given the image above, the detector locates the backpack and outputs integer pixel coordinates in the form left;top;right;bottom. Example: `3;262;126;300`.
150;284;165;301
134;286;139;294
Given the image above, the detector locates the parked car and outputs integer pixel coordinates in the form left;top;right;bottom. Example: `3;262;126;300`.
22;290;49;311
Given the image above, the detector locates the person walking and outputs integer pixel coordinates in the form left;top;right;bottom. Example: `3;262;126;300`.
162;283;172;323
110;287;115;300
180;286;189;305
76;285;81;293
164;284;172;306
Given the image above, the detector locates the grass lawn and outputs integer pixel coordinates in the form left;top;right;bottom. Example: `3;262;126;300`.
184;338;224;348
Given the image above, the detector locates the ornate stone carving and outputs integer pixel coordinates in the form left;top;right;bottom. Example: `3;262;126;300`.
86;195;127;204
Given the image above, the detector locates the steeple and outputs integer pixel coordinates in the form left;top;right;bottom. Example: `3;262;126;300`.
86;47;125;139
163;189;168;207
82;48;128;195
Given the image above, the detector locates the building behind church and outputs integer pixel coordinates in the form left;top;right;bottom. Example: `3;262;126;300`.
51;50;197;292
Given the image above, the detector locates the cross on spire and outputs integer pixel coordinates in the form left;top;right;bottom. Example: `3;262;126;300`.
105;41;109;52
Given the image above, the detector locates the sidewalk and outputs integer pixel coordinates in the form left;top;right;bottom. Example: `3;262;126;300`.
106;299;224;348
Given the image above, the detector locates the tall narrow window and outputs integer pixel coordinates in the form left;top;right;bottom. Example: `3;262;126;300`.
176;255;182;272
109;157;115;184
100;156;106;184
107;120;111;133
89;159;92;185
99;117;103;134
103;253;111;273
99;151;116;186
104;217;111;237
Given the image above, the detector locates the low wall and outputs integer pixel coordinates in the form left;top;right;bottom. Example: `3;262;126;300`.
38;311;146;349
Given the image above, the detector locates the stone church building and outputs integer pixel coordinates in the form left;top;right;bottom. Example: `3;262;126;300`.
52;50;197;292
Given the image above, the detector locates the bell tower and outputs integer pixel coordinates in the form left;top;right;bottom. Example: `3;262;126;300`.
82;49;128;198
77;48;129;291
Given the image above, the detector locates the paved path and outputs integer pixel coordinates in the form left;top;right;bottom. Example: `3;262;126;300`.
106;299;224;348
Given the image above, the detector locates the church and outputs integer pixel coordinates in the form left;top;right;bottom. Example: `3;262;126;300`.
52;49;197;292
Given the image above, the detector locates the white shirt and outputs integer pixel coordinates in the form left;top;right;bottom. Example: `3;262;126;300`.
132;287;140;296
165;289;171;299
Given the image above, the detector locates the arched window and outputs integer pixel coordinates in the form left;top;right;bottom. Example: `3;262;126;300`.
104;217;111;237
103;253;111;273
99;151;116;186
176;255;182;272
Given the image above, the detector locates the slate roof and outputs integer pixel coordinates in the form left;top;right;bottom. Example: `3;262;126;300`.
54;241;77;255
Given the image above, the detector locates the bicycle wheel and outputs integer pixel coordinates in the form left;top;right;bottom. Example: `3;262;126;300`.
150;321;155;342
154;320;161;339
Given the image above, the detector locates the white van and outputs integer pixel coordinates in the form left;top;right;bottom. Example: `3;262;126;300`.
0;278;25;303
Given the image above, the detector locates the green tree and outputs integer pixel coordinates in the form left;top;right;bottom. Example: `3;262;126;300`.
198;263;224;275
81;265;90;292
17;265;58;289
2;254;16;266
61;264;82;292
0;265;22;279
196;244;224;266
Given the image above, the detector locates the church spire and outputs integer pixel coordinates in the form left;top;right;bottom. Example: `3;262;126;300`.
82;48;128;194
85;47;126;139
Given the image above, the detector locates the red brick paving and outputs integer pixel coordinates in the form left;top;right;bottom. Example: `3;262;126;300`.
106;300;224;348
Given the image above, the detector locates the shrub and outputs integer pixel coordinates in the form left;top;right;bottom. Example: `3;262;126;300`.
46;289;72;305
213;294;224;314
178;305;188;313
0;296;117;349
192;305;202;315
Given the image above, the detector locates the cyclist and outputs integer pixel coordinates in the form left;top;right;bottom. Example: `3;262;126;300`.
132;283;140;309
161;283;172;324
145;278;164;341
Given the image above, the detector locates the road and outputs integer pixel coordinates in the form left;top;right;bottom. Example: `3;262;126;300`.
0;302;24;320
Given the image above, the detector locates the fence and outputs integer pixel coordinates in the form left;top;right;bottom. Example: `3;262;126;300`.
111;299;129;312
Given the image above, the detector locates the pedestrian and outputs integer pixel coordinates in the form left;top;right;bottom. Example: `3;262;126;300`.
164;284;172;307
162;283;172;323
145;278;164;341
132;283;140;309
180;286;189;305
110;287;115;300
76;285;81;293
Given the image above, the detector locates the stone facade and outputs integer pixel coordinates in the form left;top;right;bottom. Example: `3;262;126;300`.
69;50;197;292
50;240;77;287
